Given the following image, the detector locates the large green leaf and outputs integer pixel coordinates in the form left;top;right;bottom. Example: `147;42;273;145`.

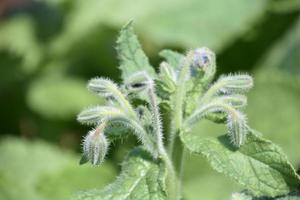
246;70;300;166
231;192;300;200
0;137;116;200
74;148;167;200
27;73;100;119
54;0;268;54
181;130;300;197
116;22;155;80
183;154;241;200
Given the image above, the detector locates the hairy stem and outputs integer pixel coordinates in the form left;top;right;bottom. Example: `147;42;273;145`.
169;53;193;155
147;78;180;200
167;53;193;199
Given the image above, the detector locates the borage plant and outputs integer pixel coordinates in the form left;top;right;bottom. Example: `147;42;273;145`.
74;22;300;200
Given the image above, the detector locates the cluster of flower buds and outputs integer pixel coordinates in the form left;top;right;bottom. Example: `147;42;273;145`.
77;74;162;165
77;45;254;166
171;47;254;147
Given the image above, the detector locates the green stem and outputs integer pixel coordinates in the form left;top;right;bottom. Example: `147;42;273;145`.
147;78;180;199
171;133;185;199
169;53;193;156
161;148;179;200
167;53;193;199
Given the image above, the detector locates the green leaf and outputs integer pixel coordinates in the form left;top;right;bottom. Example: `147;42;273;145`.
0;16;43;74
275;195;300;200
232;192;300;200
74;148;167;200
159;50;184;70
0;137;116;200
116;22;155;80
181;130;300;197
27;74;100;120
183;154;241;200
246;70;300;165
58;0;268;52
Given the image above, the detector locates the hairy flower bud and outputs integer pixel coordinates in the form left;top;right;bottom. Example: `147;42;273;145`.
191;47;215;69
88;78;119;98
188;47;216;85
124;71;150;93
227;110;247;147
218;74;253;94
216;95;247;109
77;106;124;125
81;124;109;165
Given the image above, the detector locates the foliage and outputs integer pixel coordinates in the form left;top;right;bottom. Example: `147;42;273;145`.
0;137;116;200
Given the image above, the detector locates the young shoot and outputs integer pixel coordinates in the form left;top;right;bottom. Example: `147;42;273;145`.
75;23;300;200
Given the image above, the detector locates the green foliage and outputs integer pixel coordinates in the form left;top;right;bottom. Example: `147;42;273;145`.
27;75;100;119
0;137;116;200
181;130;300;197
117;22;155;79
74;148;166;200
0;16;43;73
247;70;300;166
53;0;268;51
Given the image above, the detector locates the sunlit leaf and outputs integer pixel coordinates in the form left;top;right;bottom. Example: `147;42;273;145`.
181;130;300;197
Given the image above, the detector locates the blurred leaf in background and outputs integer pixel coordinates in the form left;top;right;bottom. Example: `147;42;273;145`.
0;137;116;200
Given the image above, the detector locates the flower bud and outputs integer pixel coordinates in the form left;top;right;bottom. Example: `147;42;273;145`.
216;95;247;109
218;74;253;94
81;124;109;165
77;106;124;125
88;78;119;98
191;47;215;69
188;47;216;84
227;110;247;147
124;71;150;93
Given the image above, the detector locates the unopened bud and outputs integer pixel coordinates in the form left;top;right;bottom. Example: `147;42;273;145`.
218;74;253;94
88;78;119;98
81;124;109;165
124;71;150;93
191;47;215;70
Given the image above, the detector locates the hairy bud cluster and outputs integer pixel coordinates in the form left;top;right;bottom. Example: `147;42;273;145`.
77;45;254;166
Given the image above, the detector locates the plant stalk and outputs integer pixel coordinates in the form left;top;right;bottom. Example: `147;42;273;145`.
147;78;180;200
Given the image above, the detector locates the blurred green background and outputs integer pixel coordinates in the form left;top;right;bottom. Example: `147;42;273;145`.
0;0;300;199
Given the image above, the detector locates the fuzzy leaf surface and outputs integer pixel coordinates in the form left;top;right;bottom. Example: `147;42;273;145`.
181;130;300;197
116;22;155;80
74;148;167;200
